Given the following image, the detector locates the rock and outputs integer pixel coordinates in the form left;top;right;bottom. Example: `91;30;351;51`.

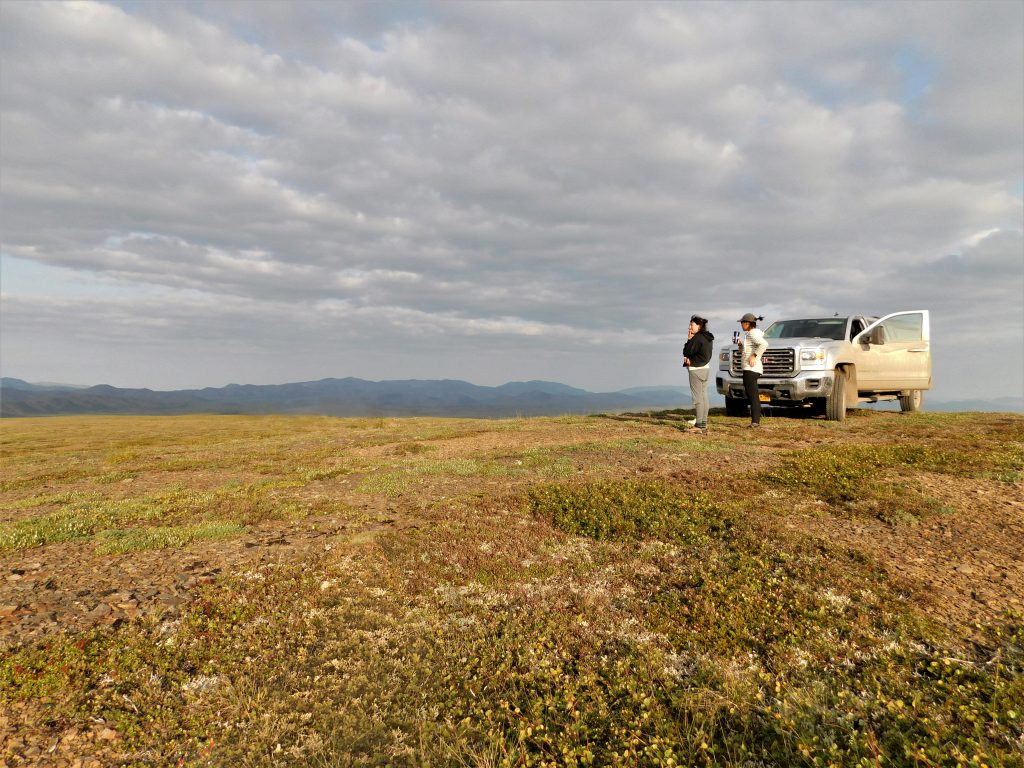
86;603;112;620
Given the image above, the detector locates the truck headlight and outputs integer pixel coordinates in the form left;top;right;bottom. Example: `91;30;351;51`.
719;351;730;362
800;349;825;361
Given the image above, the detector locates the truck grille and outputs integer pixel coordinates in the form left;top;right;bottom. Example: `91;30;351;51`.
730;348;796;377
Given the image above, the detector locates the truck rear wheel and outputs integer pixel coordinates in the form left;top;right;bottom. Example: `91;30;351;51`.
899;390;923;412
725;396;748;417
825;368;847;421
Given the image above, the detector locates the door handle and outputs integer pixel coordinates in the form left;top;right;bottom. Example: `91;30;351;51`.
909;348;928;352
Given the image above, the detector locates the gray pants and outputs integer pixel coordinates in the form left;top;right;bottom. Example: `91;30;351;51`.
688;367;710;427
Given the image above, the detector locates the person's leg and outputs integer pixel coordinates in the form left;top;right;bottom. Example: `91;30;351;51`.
688;368;701;425
743;370;761;424
701;368;712;427
693;368;710;428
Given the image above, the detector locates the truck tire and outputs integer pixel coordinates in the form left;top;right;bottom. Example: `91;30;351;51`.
899;390;923;412
825;368;847;421
725;396;748;417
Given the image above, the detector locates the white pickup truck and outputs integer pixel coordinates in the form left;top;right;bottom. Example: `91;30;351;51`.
715;311;932;421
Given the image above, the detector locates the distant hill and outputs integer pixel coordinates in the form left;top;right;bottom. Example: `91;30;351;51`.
925;396;1024;412
0;377;690;418
858;395;1023;413
2;377;1017;418
0;377;87;393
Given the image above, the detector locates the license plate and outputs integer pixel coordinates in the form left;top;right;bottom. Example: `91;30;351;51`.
758;393;771;403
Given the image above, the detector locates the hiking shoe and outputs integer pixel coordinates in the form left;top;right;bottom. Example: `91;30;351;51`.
746;423;761;429
687;426;707;435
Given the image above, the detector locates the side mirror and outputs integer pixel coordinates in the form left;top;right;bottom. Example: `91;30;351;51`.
869;326;886;345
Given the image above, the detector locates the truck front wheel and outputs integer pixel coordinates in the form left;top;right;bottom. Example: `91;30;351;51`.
899;390;923;412
825;369;848;421
725;396;748;417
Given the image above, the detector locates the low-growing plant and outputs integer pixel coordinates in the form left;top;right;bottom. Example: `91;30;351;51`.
95;470;137;484
389;441;434;456
2;524;1021;766
527;480;727;544
412;458;483;476
766;442;1022;521
765;445;931;504
3;412;1022;767
300;464;355;481
0;480;323;551
480;449;578;479
355;472;411;497
0;507;106;550
849;482;953;525
0;490;87;511
95;520;246;554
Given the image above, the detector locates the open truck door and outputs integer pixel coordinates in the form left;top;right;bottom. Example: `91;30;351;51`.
853;310;931;393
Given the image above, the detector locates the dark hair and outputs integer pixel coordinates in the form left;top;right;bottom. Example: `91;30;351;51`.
690;315;708;332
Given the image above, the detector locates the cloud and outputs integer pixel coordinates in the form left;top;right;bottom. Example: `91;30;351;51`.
1;0;1021;398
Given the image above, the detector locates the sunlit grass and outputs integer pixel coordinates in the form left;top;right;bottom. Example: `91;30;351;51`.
0;481;327;551
95;521;247;554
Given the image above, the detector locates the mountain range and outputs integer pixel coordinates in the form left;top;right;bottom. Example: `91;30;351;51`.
0;377;692;418
1;378;1020;418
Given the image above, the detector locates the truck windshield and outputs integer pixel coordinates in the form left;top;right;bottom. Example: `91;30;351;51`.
763;318;848;340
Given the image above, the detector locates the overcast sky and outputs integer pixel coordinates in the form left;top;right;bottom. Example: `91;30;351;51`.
1;0;1022;399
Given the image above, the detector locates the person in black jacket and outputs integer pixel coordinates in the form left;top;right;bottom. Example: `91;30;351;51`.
683;315;715;434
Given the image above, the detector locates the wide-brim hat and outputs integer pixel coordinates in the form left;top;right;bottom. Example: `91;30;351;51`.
738;312;758;323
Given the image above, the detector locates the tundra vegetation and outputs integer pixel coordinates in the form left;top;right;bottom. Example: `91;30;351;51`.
0;410;1022;767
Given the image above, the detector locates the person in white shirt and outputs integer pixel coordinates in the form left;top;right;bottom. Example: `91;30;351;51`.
738;312;768;428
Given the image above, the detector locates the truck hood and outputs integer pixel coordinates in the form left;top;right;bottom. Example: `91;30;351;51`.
724;335;843;348
764;336;839;346
727;337;840;347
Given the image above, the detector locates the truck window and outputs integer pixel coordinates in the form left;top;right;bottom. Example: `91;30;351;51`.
879;313;924;342
849;319;865;340
763;318;848;340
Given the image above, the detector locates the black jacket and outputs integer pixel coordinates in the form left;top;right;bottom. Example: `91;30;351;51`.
683;330;715;368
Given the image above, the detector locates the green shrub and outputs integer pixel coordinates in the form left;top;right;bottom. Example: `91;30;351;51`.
527;480;727;544
767;445;943;505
